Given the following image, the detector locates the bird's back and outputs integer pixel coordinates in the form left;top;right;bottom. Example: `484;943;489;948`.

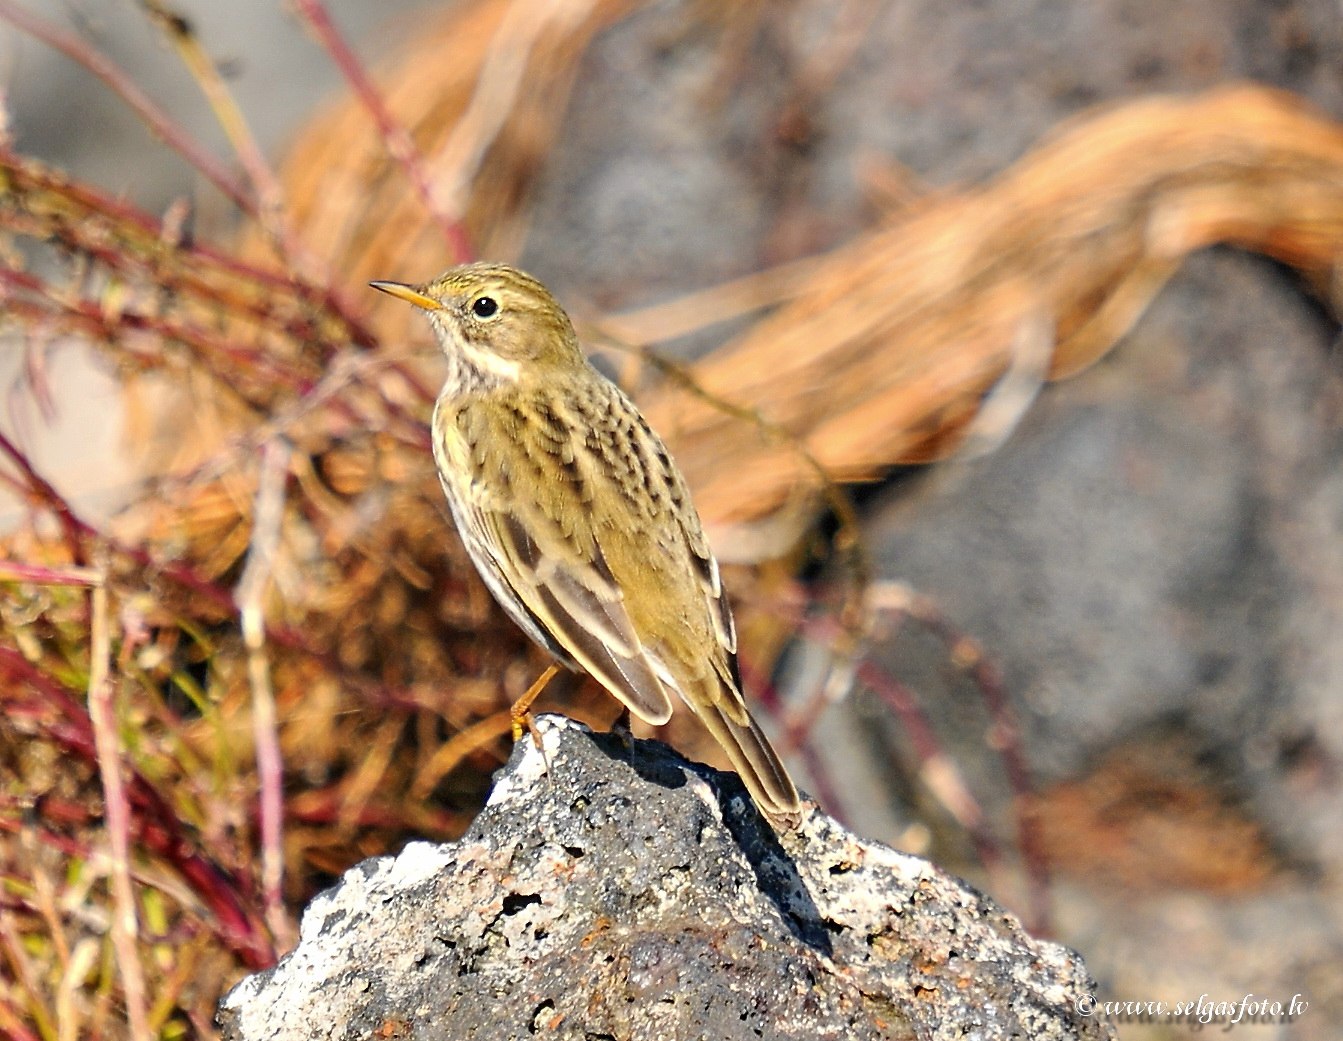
434;373;731;715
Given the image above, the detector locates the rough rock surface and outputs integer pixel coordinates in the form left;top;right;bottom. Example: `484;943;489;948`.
219;716;1110;1041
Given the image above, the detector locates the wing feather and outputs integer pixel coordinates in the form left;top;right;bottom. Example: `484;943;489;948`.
449;455;676;727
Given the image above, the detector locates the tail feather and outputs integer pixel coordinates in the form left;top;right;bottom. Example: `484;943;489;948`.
688;684;802;829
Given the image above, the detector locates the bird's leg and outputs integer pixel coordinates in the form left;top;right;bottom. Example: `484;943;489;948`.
511;662;561;746
610;704;634;752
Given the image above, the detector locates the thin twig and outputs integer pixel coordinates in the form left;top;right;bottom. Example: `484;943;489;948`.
234;439;294;950
0;144;382;352
138;2;287;235
142;345;432;498
0;426;235;620
0;267;315;395
410;709;513;800
879;582;1051;931
290;0;473;261
850;654;1005;868
0;21;398;365
136;0;376;329
0;910;56;1041
864;582;1052;934
2;265;433;467
0;646;276;967
0;435;429;736
0;562;102;587
0;429;86;563
777;605;1013;896
86;560;152;1041
0;0;251;212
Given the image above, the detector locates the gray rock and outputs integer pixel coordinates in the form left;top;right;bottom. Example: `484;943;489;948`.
219;715;1111;1041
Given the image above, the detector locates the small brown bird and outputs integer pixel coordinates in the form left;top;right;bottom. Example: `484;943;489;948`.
372;263;801;828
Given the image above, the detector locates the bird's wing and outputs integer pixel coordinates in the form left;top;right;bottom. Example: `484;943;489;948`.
653;463;800;822
663;464;751;729
678;510;737;655
445;408;675;726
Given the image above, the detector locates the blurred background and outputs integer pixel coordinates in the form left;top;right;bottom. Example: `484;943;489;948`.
2;0;1342;1038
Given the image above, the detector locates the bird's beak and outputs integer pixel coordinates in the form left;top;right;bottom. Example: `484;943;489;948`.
369;280;441;311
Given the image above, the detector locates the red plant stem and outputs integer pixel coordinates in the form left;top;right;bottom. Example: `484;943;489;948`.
907;605;1051;930
286;792;462;834
0;433;446;758
0;145;380;350
858;584;1053;931
792;611;1013;877
848;654;948;765
0;0;251;212
0;429;235;617
0;793;103;835
117;539;237;615
289;0;473;263
972;657;1050;930
0;1000;43;1041
2;262;435;455
0;646;276;967
23;230;331;351
0;429;86;564
136;0;384;345
0;441;240;636
0;267;316;393
0;22;414;375
2;283;431;460
0;561;101;586
0;432;431;719
851;654;1013;876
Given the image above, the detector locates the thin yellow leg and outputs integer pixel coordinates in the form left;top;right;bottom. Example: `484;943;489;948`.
511;663;561;744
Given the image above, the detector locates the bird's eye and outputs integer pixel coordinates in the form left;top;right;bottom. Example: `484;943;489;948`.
471;296;499;319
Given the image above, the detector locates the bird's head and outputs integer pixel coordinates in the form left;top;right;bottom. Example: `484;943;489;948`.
372;262;585;379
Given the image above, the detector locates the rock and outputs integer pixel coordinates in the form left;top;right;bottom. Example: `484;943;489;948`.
219;715;1111;1041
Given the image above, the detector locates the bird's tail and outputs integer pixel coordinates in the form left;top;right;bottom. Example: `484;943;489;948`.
687;681;802;830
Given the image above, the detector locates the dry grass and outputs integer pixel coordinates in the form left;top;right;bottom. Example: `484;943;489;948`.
637;86;1343;524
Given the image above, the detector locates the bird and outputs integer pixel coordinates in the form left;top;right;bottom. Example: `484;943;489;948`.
371;262;802;828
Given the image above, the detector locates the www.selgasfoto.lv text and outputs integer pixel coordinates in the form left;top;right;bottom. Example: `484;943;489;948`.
1076;993;1309;1030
